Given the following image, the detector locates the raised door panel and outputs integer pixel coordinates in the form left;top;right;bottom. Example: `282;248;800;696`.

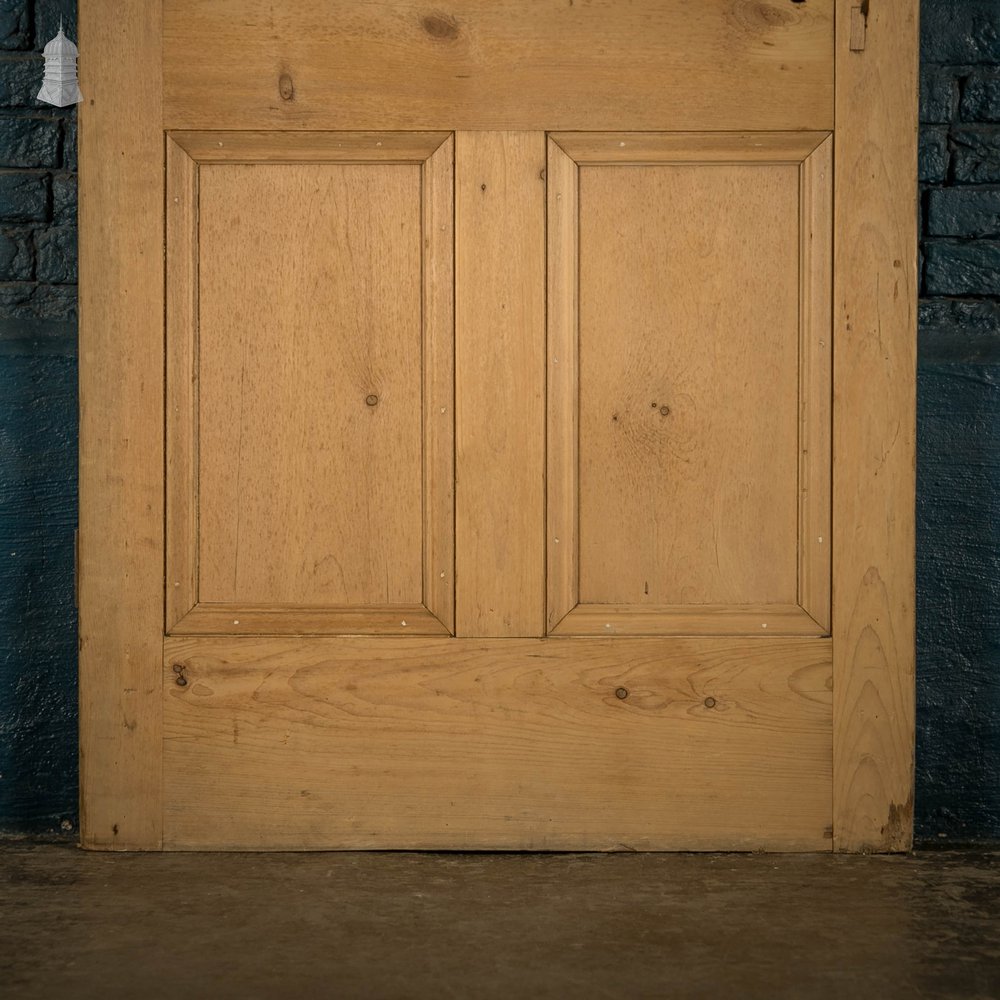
166;132;455;635
547;133;832;636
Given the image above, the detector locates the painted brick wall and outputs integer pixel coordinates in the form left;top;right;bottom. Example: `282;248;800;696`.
0;1;997;843
0;0;78;837
916;0;1000;844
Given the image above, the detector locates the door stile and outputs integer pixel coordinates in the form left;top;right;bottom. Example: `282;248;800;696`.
78;0;165;849
832;0;918;851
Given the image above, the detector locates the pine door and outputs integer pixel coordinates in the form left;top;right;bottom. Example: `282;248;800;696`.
79;0;918;851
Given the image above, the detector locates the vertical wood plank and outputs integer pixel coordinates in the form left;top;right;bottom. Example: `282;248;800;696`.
422;136;456;632
799;137;833;631
165;139;198;630
833;0;918;851
545;138;579;632
455;132;546;637
78;0;164;848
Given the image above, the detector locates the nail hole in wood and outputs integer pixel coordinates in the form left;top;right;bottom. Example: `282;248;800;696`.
365;394;379;406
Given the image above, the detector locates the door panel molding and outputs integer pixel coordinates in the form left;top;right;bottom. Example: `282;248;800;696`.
546;133;833;637
165;131;455;636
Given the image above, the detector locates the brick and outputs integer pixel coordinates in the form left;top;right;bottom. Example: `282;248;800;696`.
0;172;49;222
0;0;31;51
0;227;33;280
927;187;1000;237
961;71;1000;122
0;54;44;106
0;282;77;322
919;298;1000;363
34;0;79;48
35;225;76;283
0;115;61;168
920;128;950;184
62;119;75;171
924;239;1000;295
952;126;1000;182
921;67;958;123
921;1;1000;64
51;173;74;224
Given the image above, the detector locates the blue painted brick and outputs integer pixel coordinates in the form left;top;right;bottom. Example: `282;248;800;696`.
62;119;75;171
961;71;1000;121
924;239;1000;295
921;67;958;122
0;282;76;322
928;187;1000;236
0;54;43;106
952;126;1000;182
51;173;74;224
0;0;31;51
920;127;950;183
34;0;79;48
0;227;32;279
0;115;61;168
0;172;49;222
919;299;1000;363
35;225;76;283
922;1;1000;64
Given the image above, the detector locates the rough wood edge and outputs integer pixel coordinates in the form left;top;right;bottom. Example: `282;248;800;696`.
169;130;453;163
549;132;831;164
551;604;828;638
546;137;579;632
422;135;456;632
165;138;198;630
832;0;918;852
799;136;834;630
169;603;451;637
78;0;164;850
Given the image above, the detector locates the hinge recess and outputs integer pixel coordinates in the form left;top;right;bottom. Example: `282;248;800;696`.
850;1;869;52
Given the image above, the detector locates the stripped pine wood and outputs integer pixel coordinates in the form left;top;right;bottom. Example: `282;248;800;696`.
165;139;199;630
162;636;833;851
421;136;456;632
799;138;834;631
78;0;164;849
163;0;834;133
169;130;450;163
550;132;831;164
165;132;455;635
455;132;546;637
545;138;579;632
547;134;833;637
170;604;450;637
832;0;918;852
549;605;827;639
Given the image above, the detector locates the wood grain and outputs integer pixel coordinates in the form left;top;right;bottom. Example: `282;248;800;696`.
78;0;164;849
162;636;833;851
165;139;199;630
799;138;833;630
195;161;424;607
422;136;456;632
170;130;449;163
551;132;831;164
546;138;579;632
170;604;449;636
577;161;801;607
551;605;826;638
455;132;545;637
832;0;918;852
163;0;834;132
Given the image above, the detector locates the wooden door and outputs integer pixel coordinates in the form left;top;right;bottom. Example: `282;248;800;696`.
79;0;918;851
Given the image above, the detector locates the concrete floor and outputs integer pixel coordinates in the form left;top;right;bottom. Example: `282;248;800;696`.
1;846;998;999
